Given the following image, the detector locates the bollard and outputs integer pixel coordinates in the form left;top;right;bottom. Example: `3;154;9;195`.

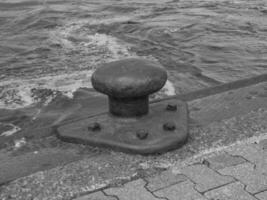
91;58;167;117
56;58;188;154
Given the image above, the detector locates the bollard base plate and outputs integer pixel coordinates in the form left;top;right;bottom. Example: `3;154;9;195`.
56;99;188;155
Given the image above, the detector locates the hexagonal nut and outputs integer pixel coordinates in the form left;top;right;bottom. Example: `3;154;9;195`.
163;122;176;131
88;122;101;132
166;103;177;111
136;129;149;140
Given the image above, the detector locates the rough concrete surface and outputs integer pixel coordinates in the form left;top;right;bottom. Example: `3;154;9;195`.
202;153;246;170
75;191;116;200
0;81;267;199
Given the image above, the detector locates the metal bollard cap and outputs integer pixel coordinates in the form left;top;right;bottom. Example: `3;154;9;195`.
91;58;167;98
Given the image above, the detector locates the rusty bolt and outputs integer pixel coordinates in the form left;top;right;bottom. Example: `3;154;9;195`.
136;129;149;140
163;122;176;131
166;103;177;111
88;122;101;132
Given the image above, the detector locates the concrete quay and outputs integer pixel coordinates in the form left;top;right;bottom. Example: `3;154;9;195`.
0;79;267;200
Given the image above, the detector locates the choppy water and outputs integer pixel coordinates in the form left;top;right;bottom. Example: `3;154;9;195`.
0;0;267;109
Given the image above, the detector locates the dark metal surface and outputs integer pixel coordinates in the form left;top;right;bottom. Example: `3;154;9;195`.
108;96;149;117
91;58;167;98
56;99;188;154
91;58;167;117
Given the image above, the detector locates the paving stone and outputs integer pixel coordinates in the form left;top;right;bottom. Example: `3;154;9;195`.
181;164;234;193
145;170;187;192
256;191;267;200
105;179;158;200
204;182;257;200
203;153;246;170
219;162;267;194
154;180;207;200
74;191;116;200
227;143;267;174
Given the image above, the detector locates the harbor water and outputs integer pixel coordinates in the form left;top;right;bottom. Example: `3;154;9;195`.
0;0;267;109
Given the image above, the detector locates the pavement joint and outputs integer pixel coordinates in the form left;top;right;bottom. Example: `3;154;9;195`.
182;175;203;194
204;181;259;200
202;151;248;171
199;180;238;195
232;180;247;192
144;170;188;193
224;151;251;163
226;150;257;169
194;149;242;168
240;180;251;193
244;175;260;195
143;178;170;200
253;189;267;196
178;171;198;185
104;179;161;200
183;173;204;192
192;181;207;195
214;168;240;183
254;189;267;195
184;163;237;193
255;190;267;200
219;161;267;194
253;193;263;200
255;197;261;200
154;180;208;200
162;168;210;196
146;188;169;200
201;153;250;183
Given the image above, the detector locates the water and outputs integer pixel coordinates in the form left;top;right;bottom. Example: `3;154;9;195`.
0;0;267;109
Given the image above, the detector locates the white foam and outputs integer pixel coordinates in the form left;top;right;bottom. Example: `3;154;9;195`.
151;79;176;100
14;137;26;149
163;80;176;96
49;22;135;62
0;70;95;109
0;123;21;137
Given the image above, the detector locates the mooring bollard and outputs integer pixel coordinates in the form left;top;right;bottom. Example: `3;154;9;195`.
57;58;188;154
91;58;167;117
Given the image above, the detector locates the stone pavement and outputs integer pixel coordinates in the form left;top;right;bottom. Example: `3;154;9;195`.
74;135;267;200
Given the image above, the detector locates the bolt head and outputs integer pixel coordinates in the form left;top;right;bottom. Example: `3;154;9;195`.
136;129;149;140
163;122;176;131
166;103;177;111
88;122;101;132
